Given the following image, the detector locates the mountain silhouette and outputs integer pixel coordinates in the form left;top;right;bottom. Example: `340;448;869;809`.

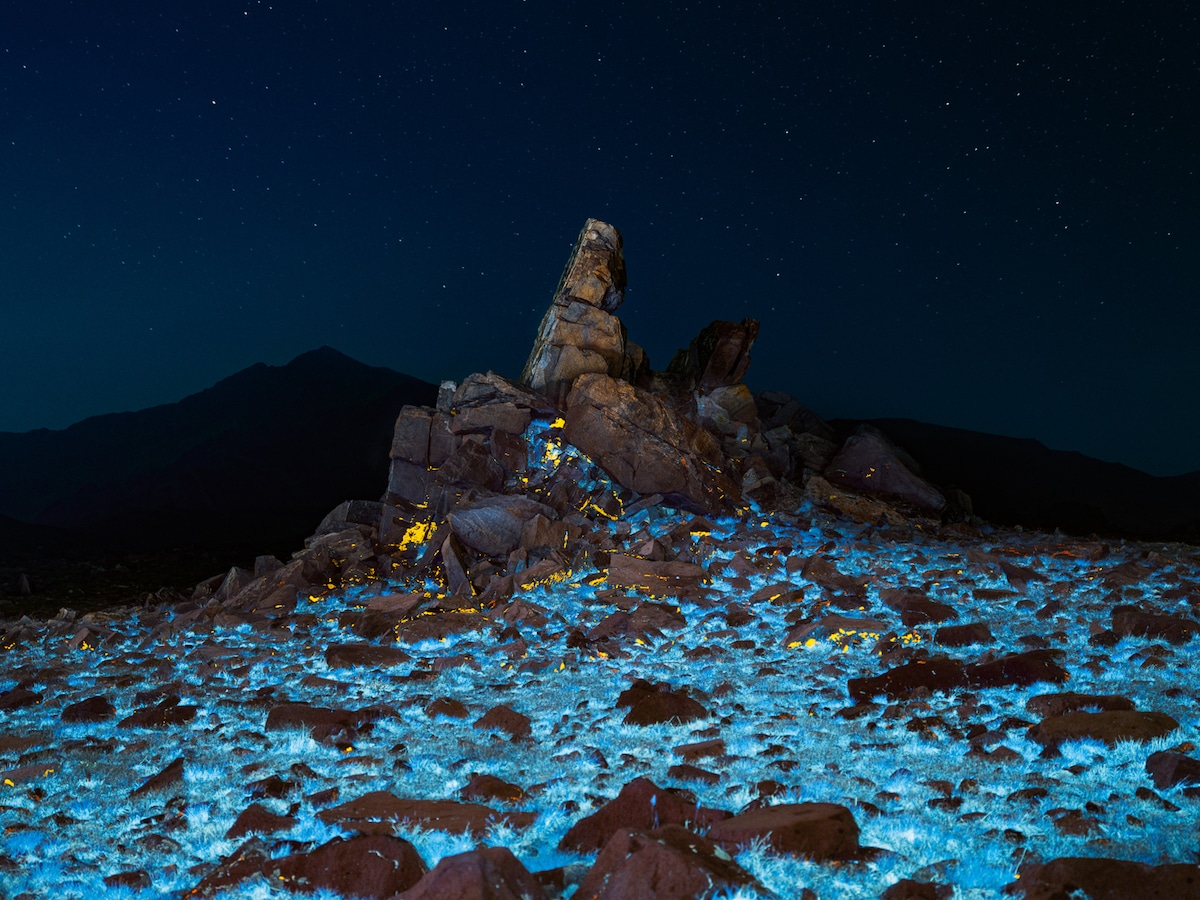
0;346;438;555
837;417;1200;544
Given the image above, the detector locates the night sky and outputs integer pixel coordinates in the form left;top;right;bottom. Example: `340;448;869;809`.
3;1;1196;476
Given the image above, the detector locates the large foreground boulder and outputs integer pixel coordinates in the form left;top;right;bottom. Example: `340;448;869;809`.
563;373;741;515
825;426;947;513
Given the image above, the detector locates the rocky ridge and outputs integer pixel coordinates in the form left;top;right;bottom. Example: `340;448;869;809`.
1;220;1198;898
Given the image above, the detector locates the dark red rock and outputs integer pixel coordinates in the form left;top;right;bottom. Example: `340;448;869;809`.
1005;856;1200;899
1112;604;1200;645
800;554;868;597
449;495;557;558
935;621;994;646
185;838;272;896
131;757;185;798
119;698;198;729
607;555;709;597
103;869;151;890
1026;710;1179;750
440;533;476;596
575;824;760;900
521;218;631;408
473;704;531;740
996;560;1049;592
0;762;59;787
707;802;862;860
966;649;1069;689
247;773;296;799
396;845;545;900
563;373;740;515
847;657;968;703
1145;750;1200;790
880;588;958;625
824;426;946;513
1024;692;1136;717
617;680;709;726
438;440;507;494
226;802;298;839
667;764;721;785
882;879;953;900
264;702;373;742
426;697;471;719
0;687;42;710
558;778;730;853
666;318;760;392
343;592;426;640
460;774;527;804
325;643;412;668
271;834;428;899
674;738;725;762
61;695;115;723
316;791;535;837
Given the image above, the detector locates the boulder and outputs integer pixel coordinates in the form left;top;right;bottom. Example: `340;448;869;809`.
558;777;729;853
666;318;759;392
225;803;298;839
825;425;946;512
131;757;185;798
1145;750;1200;790
1026;710;1179;750
448;495;557;558
616;680;709;727
1111;604;1200;644
847;657;968;703
965;649;1069;689
271;835;428;899
1005;857;1200;899
706;802;863;860
450;372;557;429
1024;692;1136;718
397;846;545;900
575;824;760;900
564;373;740;515
316;791;535;837
521;218;633;407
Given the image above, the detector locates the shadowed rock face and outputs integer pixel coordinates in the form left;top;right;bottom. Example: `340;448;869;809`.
825;425;946;513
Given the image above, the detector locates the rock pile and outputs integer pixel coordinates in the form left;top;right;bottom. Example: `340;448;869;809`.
205;218;961;614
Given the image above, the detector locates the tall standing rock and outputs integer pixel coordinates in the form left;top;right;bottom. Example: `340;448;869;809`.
521;219;636;408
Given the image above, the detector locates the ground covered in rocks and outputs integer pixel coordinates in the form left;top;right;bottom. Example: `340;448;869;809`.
4;219;1199;898
2;423;1199;898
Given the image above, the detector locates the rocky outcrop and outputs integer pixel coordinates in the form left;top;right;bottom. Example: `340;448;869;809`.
521;218;640;409
188;218;971;623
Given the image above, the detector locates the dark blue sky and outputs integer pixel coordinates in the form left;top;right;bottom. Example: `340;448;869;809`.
3;1;1196;475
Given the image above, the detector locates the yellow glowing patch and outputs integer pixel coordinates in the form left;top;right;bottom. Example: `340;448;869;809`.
550;416;566;429
587;501;619;521
398;520;436;552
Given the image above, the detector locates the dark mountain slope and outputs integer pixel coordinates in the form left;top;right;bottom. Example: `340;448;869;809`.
0;347;438;553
